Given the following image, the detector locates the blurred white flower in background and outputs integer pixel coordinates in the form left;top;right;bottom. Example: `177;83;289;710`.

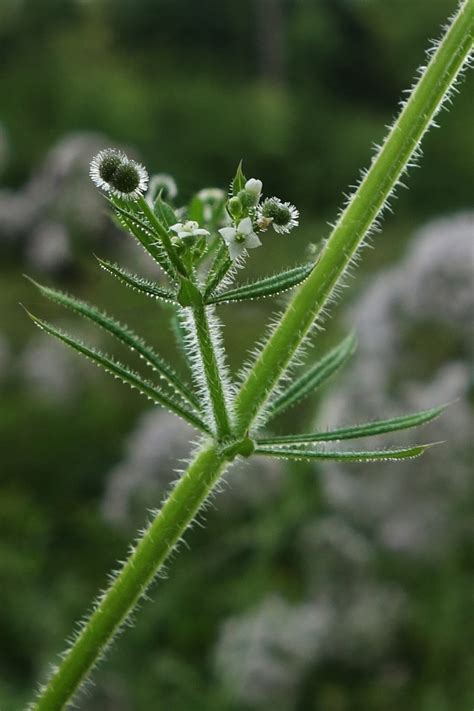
0;133;142;270
25;222;71;274
18;335;81;402
102;409;284;526
319;212;474;558
147;173;178;203
215;595;332;709
212;212;473;703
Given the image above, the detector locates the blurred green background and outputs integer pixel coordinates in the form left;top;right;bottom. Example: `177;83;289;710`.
0;1;473;709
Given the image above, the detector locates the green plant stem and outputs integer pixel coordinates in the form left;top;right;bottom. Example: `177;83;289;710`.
138;197;188;278
191;302;233;439
234;0;474;434
32;443;226;711
31;4;473;708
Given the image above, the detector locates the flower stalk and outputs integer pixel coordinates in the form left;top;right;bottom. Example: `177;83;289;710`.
190;301;233;439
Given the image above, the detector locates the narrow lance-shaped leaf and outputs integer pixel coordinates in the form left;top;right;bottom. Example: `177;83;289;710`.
27;279;200;412
108;196;177;280
255;443;437;463
187;195;205;224
206;262;315;305
265;332;356;422
137;196;189;279
96;257;177;303
154;193;178;229
24;310;209;433
204;241;233;298
257;404;447;446
232;160;246;195
170;309;192;369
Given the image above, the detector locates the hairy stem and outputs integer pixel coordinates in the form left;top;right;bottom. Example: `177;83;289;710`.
191;303;233;439
31;4;472;707
234;0;474;433
32;443;227;710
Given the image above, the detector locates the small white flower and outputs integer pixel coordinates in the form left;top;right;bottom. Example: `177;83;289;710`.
219;217;262;260
171;220;210;239
257;197;299;234
244;178;263;197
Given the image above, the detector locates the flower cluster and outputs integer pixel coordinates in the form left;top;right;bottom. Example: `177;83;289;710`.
90;148;148;200
219;166;299;259
89;151;299;263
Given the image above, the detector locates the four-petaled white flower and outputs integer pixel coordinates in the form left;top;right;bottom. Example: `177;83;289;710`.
171;221;210;239
219;217;262;260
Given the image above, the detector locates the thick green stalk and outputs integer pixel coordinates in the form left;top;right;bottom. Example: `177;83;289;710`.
235;0;474;434
31;5;472;708
191;303;233;439
32;443;227;710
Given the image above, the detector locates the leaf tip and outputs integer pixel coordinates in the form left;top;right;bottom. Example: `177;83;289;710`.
20;303;41;324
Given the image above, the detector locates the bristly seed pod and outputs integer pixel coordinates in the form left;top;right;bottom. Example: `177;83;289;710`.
257;197;299;234
90;148;149;200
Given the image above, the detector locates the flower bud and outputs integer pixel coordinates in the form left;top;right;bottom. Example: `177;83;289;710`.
228;195;243;219
244;178;263;197
237;189;258;209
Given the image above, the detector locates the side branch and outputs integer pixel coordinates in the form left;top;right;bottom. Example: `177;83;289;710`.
191;303;233;439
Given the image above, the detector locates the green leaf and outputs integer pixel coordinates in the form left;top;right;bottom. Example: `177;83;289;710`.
96;257;177;302
265;333;356;421
231;160;246;196
187;196;205;224
24;310;209;432
108;196;176;279
170;310;191;367
207;262;314;305
204;243;233;299
154;193;178;229
257;404;447;446
26;278;200;412
255;443;437;463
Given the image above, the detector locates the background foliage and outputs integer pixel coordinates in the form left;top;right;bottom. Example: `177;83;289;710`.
0;1;472;709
